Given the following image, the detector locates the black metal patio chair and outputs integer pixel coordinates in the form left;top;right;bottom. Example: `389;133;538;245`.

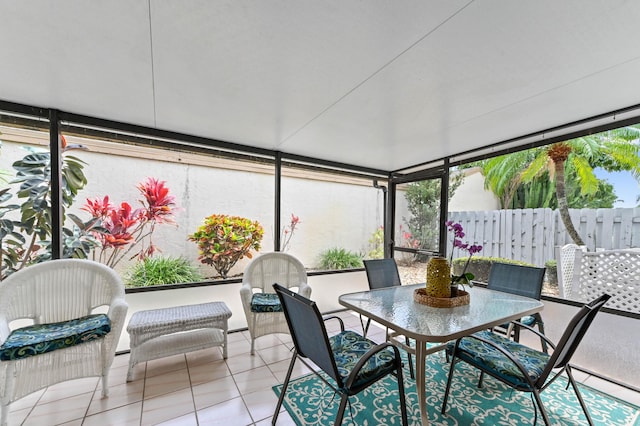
441;293;611;426
487;262;548;352
272;283;408;426
362;258;415;378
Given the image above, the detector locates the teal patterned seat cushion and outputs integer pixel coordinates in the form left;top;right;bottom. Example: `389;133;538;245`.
330;330;396;389
0;314;111;361
250;293;283;313
450;330;550;390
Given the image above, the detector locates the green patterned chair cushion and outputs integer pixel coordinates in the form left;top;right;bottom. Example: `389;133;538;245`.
250;293;283;313
450;330;550;390
0;314;111;361
330;330;396;388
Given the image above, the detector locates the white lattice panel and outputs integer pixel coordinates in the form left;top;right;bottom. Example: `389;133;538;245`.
573;250;640;313
556;244;583;298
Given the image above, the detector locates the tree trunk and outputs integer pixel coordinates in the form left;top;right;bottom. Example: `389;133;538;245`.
554;159;585;245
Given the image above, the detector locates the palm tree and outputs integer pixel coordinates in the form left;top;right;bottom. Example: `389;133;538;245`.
481;126;640;245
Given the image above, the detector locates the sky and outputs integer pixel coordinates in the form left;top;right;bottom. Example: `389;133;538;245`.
595;169;639;207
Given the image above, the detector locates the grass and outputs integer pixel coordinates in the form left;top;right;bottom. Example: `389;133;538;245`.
125;256;204;287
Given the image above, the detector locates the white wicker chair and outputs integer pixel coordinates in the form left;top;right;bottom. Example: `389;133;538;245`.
240;252;311;354
0;259;128;426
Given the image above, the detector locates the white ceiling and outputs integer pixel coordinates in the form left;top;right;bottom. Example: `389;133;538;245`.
2;1;640;172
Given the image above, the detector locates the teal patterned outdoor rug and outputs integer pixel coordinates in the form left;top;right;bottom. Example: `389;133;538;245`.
272;353;640;425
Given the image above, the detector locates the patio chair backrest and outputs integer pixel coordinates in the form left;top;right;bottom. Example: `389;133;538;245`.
538;293;610;386
363;258;402;289
242;252;307;294
0;258;125;325
273;283;342;385
487;262;545;300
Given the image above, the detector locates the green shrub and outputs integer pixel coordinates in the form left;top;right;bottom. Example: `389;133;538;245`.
545;259;558;285
189;214;264;278
125;256;204;287
319;247;363;270
451;256;534;283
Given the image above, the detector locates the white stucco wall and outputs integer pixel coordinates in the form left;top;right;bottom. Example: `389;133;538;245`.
0;136;395;278
449;167;499;212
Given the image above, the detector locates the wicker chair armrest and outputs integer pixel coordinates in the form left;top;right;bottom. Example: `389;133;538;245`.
298;281;312;298
239;282;255;307
107;299;129;326
0;316;10;345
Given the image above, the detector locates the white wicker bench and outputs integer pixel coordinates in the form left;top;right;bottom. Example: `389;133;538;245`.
126;302;232;381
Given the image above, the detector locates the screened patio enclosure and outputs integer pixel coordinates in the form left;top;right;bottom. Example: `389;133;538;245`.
1;1;640;392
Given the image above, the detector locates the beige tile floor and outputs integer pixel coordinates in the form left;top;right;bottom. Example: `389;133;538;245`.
4;311;640;425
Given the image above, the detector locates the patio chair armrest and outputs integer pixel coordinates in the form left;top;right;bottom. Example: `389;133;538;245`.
322;315;345;332
508;320;556;350
107;299;129;327
298;281;312;298
345;342;401;388
455;334;537;388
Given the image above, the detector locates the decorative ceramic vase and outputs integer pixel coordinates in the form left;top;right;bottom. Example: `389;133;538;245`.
426;256;451;298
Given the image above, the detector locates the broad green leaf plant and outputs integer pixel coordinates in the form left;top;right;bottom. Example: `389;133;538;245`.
0;137;100;280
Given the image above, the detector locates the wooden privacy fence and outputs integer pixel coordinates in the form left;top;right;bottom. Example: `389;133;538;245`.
448;207;640;267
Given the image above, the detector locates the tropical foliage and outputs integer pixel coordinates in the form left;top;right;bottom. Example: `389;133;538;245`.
403;175;462;252
0;138;100;280
480;126;640;245
82;177;177;268
480;150;617;209
189;214;264;278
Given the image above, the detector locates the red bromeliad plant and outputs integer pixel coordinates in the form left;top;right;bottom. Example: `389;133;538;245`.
82;178;177;268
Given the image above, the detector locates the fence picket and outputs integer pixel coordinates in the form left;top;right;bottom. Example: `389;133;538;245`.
448;207;639;266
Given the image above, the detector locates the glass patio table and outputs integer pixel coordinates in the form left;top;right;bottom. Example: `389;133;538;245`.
339;283;544;426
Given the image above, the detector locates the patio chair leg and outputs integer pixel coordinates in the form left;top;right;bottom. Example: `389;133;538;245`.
404;336;415;379
395;360;409;426
272;351;298;425
251;316;257;355
101;373;109;397
478;370;485;388
335;393;349;425
441;356;458;414
361;316;372;337
532;389;552;426
566;367;594;426
1;402;7;426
